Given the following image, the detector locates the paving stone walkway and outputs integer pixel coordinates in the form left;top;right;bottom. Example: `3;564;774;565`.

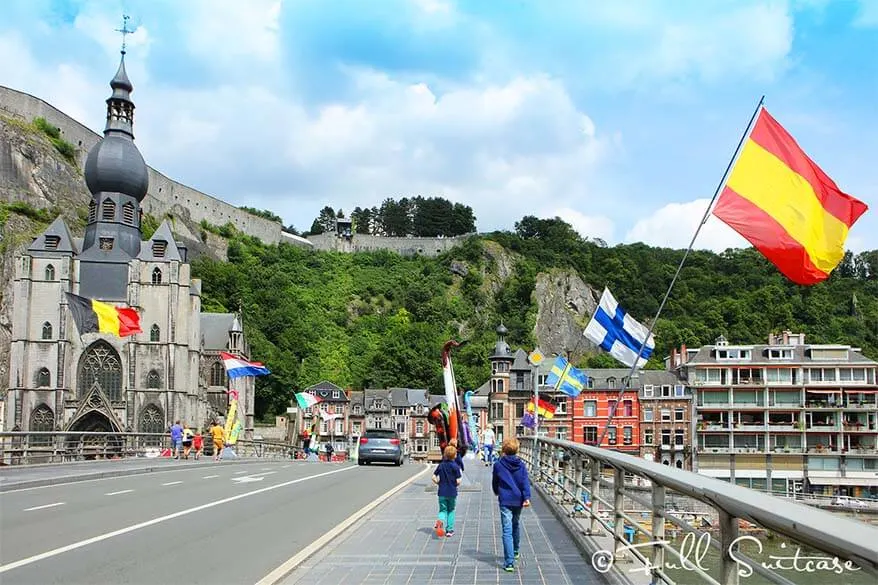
282;461;609;585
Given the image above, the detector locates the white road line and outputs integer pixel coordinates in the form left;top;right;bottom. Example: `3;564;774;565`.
233;470;247;475
23;502;65;512
281;465;290;468
161;481;183;486
104;490;133;496
255;466;429;585
202;475;220;479
0;465;356;575
261;467;272;471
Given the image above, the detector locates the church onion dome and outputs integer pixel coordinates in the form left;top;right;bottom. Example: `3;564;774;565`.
85;136;149;200
83;54;149;201
496;323;508;336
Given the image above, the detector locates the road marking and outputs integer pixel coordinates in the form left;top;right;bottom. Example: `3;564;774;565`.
161;481;183;486
233;470;247;475
24;502;65;512
104;490;133;496
255;466;429;585
0;465;356;575
261;467;272;471
231;476;264;484
202;475;220;479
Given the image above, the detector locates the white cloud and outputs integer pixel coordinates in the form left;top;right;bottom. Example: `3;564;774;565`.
854;0;878;26
551;208;615;244
182;0;284;64
624;199;749;251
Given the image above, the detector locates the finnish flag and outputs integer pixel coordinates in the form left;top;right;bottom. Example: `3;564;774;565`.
583;288;655;368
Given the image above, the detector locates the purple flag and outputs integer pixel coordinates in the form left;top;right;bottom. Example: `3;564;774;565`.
521;411;536;429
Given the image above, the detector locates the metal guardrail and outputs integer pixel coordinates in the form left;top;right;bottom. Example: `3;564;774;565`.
0;431;296;465
520;437;878;585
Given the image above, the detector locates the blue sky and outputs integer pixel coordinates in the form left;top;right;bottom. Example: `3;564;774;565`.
1;0;876;251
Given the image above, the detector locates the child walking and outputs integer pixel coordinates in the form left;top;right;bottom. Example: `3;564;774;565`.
432;444;462;538
492;438;531;572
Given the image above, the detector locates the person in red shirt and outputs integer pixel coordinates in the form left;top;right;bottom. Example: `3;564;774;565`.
193;430;204;460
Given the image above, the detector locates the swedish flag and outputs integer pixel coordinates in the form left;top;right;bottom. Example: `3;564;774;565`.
545;356;588;397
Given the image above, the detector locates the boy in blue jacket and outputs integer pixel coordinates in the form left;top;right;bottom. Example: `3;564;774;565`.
432;444;462;537
492;437;531;572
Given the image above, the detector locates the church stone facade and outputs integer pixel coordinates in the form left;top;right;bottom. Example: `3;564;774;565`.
3;54;254;440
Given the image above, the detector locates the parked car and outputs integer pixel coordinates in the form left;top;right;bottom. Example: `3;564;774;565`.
358;429;403;466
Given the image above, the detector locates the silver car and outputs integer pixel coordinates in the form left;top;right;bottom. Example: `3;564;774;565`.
357;429;404;466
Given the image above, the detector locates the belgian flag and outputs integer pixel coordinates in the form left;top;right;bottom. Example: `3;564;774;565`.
65;292;142;337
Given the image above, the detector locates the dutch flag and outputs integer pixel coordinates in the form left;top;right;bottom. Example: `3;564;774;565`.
221;352;271;379
583;288;654;369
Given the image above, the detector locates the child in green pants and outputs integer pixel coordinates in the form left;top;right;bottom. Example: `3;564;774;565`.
432;444;462;537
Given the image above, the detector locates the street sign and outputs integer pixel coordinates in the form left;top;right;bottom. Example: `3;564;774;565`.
528;349;544;365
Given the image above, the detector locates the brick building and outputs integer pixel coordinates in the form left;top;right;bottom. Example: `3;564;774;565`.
572;370;641;454
637;370;693;468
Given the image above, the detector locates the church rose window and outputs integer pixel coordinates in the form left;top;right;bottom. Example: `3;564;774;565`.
151;267;163;284
41;322;53;340
36;367;51;387
147;369;161;389
101;199;116;221
78;341;122;401
45;264;55;280
30;404;54;446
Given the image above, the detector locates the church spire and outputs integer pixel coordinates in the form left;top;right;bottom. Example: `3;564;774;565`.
104;15;136;138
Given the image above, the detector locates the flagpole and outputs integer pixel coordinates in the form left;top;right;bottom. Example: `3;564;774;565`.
596;95;765;448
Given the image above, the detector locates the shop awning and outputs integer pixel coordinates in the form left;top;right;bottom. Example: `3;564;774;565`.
805;389;841;394
808;477;878;486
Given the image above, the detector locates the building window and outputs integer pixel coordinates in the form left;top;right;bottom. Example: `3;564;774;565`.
675;408;685;422
584;400;597;417
78;341;122;401
36;367;51;387
416;421;424;434
643;385;654;397
332;390;340;399
101;199;116;221
139;404;164;445
147;369;161;389
675;430;685;446
587;378;594;389
122;202;135;224
150;324;160;342
583;426;598;444
45;264;56;280
210;361;226;386
661;429;671;446
490;402;505;420
397;422;406;435
607;426;617;445
352;404;362;415
557;427;567;441
623;400;633;417
674;385;686;397
607;377;616;389
623;426;633;445
30;404;54;444
556;400;567;414
644;428;654;445
88;199;97;222
99;237;114;251
41;321;53;340
661;409;671;422
644;408;654;422
661;385;672;397
353;422;361;435
151;267;163;285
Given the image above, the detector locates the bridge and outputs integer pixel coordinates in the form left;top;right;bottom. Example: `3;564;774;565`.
1;433;877;585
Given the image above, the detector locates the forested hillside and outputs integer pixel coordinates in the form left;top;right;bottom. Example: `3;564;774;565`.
191;216;878;421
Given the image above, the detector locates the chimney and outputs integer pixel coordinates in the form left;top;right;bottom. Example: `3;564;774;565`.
671;348;678;369
681;344;688;364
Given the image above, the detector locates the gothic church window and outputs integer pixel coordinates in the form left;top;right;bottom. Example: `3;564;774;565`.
45;264;55;280
122;202;135;224
150;324;160;342
151;267;163;284
78;341;122;401
210;361;226;386
30;404;54;445
36;367;51;387
147;369;161;389
41;322;53;340
88;200;97;222
139;404;164;446
101;199;116;221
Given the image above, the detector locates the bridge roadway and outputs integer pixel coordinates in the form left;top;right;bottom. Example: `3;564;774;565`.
0;458;607;585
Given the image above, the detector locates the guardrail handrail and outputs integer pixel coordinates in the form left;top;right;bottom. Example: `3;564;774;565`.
520;437;878;584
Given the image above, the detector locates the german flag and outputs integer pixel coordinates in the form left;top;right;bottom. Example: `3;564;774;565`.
713;108;868;285
65;292;142;337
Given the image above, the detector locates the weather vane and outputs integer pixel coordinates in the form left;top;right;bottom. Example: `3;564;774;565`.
115;14;134;55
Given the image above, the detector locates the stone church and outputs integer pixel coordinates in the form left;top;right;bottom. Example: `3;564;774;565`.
3;53;255;440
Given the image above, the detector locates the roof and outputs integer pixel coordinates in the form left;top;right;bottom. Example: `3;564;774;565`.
138;220;182;261
28;217;78;256
364;389;390;411
685;344;877;366
511;349;531;371
303;381;347;402
469;395;489;408
200;313;236;350
388;388;430;407
348;391;364;409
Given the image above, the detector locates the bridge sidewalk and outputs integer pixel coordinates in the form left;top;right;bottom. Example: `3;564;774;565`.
280;461;609;585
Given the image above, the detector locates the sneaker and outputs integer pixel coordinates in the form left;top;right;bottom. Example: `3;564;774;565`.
504;564;514;572
434;520;445;538
446;530;455;537
514;551;520;560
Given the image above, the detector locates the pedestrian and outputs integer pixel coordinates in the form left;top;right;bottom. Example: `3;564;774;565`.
302;428;311;457
482;424;496;466
210;420;225;461
492;437;531;572
449;438;465;472
325;442;334;462
169;420;183;459
193;429;204;460
182;423;194;459
432;444;462;538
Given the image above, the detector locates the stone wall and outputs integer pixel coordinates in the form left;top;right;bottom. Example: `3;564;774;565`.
0;86;283;246
307;232;471;257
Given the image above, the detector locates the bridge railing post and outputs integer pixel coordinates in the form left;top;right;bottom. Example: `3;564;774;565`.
613;467;627;561
719;509;740;585
651;483;666;582
589;456;602;535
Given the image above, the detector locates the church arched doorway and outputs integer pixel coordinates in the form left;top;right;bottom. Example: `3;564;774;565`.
68;411;122;459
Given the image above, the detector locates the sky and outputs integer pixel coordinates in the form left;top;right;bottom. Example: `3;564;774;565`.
1;0;876;252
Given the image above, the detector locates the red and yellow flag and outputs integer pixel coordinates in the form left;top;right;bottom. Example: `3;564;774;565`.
713;109;868;285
